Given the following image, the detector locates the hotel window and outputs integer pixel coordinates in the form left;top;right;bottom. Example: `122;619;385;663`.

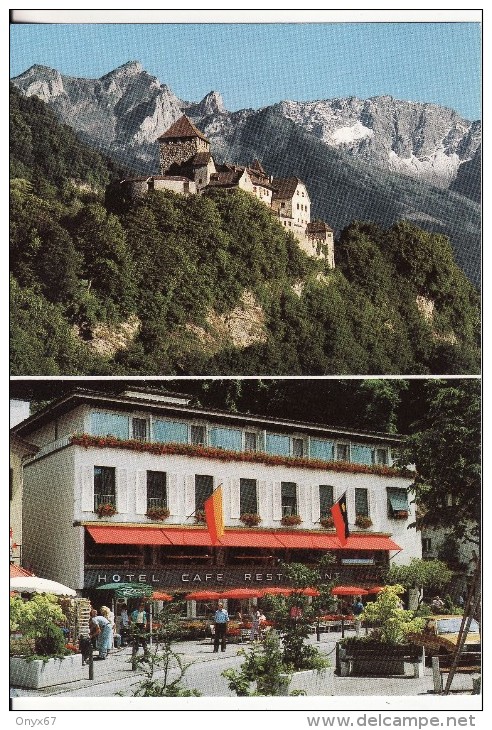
373;448;388;465
387;488;409;518
266;433;290;456
319;485;334;518
281;482;297;516
132;418;147;440
91;412;129;440
351;444;373;465
310;439;335;461
355;488;369;517
147;471;167;510
153;419;188;444
209;427;242;451
297;203;300;210
292;438;304;458
94;466;116;511
240;478;258;514
336;443;350;462
195;474;213;512
191;425;206;446
244;432;258;452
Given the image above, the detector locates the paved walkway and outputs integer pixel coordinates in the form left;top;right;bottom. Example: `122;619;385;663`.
10;632;479;698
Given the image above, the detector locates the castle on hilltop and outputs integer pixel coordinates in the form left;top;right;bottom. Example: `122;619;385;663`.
117;115;335;265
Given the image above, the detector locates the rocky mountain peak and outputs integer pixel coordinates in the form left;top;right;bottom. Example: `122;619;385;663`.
187;90;226;117
100;60;144;80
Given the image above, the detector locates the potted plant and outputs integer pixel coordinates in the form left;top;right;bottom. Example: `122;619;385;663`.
240;513;262;527
10;594;85;689
96;501;117;518
320;515;335;529
194;510;206;524
337;585;425;677
146;506;170;521
280;514;302;527
355;514;373;529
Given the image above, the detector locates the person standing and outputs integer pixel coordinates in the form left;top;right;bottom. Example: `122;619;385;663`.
89;609;112;660
131;601;149;659
351;596;364;637
250;609;260;641
213;601;229;652
118;603;130;646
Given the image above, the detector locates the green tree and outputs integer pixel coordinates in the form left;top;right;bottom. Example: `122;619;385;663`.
386;558;453;607
398;380;480;545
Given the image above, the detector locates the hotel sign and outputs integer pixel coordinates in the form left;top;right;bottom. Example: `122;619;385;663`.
85;565;383;589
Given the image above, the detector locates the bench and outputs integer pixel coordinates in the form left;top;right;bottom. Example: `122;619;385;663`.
432;654;481;693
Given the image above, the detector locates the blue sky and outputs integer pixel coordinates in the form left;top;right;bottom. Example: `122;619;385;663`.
10;22;482;120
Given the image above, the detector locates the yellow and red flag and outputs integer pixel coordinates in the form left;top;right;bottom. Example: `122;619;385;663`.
204;485;224;545
331;493;349;546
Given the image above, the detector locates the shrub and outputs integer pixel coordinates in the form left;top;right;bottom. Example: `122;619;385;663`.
280;514;302;527
355;515;373;529
35;624;67;657
359;585;425;644
96;502;117;518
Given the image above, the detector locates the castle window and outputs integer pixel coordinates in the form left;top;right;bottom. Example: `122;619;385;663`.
281;202;285;208
191;425;206;446
297;203;300;210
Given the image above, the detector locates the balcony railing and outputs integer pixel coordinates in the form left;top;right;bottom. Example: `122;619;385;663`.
94;493;116;511
147;497;167;509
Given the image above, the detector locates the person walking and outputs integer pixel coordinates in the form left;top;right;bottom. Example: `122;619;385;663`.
131;601;149;660
213;601;229;653
89;609;113;660
250;609;261;641
352;596;364;637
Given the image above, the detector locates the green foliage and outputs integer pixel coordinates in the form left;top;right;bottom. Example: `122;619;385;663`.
9;85;480;375
386;559;453;603
222;630;288;696
356;586;425;644
10;594;68;658
397;380;480;543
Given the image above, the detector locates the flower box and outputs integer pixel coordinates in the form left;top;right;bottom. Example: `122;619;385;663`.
96;502;117;518
392;510;409;520
146;506;170;521
320;516;335;529
280;514;302;527
240;513;262;527
355;515;373;529
194;510;206;524
10;654;85;689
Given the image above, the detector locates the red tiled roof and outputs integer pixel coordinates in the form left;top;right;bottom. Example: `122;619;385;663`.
207;169;245;188
10;564;34;578
272;177;303;201
157;115;209;143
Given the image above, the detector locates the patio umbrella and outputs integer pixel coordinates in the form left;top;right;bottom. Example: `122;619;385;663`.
10;576;76;596
219;588;264;599
331;586;369;596
366;586;385;594
185;590;223;601
96;582;154;598
152;591;173;601
291;587;320;596
260;587;293;596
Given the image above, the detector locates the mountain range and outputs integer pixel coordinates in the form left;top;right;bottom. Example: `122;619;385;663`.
11;60;481;286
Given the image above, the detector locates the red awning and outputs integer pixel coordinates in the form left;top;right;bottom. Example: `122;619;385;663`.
343;536;401;551
161;529;213;546
219;531;284;548
86;526;172;545
85;526;400;552
10;564;35;578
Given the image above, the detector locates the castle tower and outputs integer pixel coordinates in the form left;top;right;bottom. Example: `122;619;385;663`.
158;115;210;175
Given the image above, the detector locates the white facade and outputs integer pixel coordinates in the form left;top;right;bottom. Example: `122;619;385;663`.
16;389;421;592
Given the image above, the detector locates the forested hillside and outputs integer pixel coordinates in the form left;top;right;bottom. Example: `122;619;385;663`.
9;85;480;375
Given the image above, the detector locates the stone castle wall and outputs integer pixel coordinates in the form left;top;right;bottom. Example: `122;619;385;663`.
159;137;209;174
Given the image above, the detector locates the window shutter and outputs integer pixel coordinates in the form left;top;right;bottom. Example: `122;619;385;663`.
272;482;282;521
81;466;94;512
296;483;305;519
184;475;195;516
135;470;147;515
116;468;128;513
167;473;178;516
311;484;320;523
230;479;241;519
258;481;267;521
